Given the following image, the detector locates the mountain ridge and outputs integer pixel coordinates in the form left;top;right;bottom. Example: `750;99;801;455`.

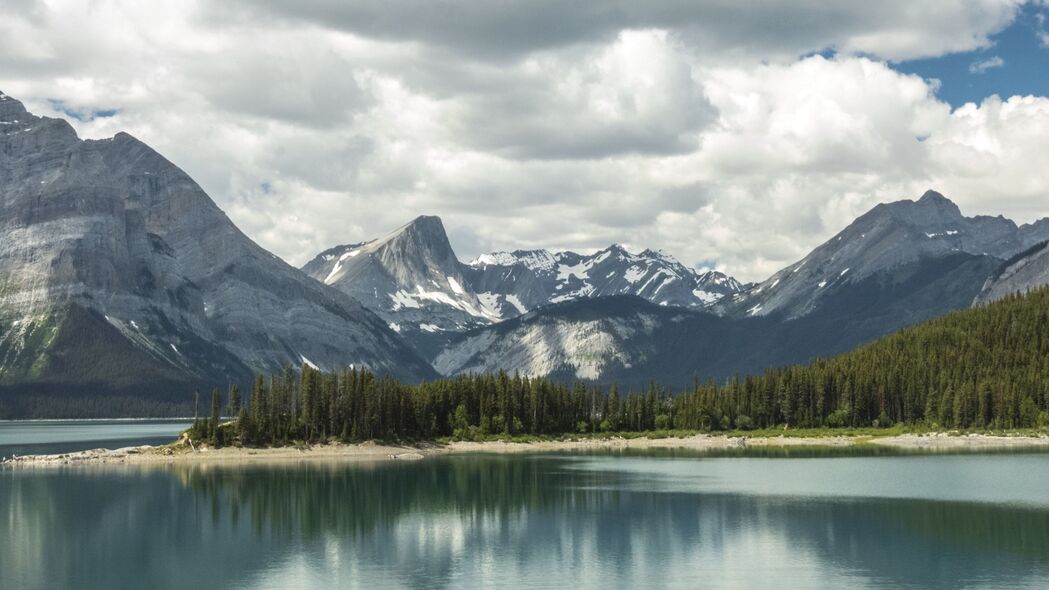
0;91;435;409
718;189;1049;320
304;217;746;354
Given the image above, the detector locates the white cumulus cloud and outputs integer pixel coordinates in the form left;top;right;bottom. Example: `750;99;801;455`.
0;0;1047;283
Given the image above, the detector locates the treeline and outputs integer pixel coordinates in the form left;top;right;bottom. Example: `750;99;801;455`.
191;287;1049;446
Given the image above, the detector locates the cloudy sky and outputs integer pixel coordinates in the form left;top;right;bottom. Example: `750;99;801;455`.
3;0;1049;281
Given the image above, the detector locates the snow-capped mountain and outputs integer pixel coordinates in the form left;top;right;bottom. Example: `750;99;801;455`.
463;244;744;317
301;215;499;354
0;91;433;404
975;239;1049;304
436;252;1009;386
720;191;1049;320
436;190;1049;385
304;218;745;354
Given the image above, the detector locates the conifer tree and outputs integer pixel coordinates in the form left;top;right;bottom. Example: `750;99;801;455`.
210;388;221;444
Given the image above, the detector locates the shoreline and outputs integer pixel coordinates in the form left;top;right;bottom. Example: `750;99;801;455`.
4;432;1049;468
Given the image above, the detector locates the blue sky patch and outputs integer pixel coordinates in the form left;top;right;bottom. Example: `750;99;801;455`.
894;3;1049;108
47;99;119;122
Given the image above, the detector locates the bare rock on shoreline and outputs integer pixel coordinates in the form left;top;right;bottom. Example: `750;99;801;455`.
4;432;1049;468
871;433;1049;449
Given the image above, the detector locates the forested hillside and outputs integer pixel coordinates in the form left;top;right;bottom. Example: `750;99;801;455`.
685;287;1049;431
194;287;1049;446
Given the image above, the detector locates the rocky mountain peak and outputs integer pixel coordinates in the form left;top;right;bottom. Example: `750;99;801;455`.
720;189;1041;320
916;189;954;207
405;214;444;231
0;92;436;398
910;189;963;219
379;215;455;257
0;90;29;121
867;189;964;225
302;215;497;351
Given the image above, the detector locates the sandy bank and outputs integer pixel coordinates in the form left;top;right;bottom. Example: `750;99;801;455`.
4;432;1048;468
870;433;1049;450
1;441;444;468
443;433;856;454
444;432;1049;454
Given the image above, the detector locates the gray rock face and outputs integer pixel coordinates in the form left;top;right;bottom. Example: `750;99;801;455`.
463;245;744;316
433;297;672;381
437;250;1003;385
975;240;1049;304
435;190;1040;385
302;215;497;351
0;91;433;398
304;217;744;357
721;190;1049;319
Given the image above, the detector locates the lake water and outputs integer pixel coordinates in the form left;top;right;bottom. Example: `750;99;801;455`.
0;420;191;458
2;429;1049;589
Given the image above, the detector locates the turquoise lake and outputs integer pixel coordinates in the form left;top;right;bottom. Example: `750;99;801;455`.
0;419;191;458
2;425;1049;589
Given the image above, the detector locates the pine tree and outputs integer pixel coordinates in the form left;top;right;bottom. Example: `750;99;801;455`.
210;388;222;445
229;383;241;416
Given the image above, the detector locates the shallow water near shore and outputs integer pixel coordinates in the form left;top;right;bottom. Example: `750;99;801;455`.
3;443;1049;589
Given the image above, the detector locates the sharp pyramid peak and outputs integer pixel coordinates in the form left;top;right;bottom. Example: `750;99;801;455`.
917;189;955;207
364;215;460;267
387;214;446;237
409;214;442;223
913;189;962;213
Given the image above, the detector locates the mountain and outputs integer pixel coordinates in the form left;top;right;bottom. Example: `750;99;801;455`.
431;296;742;386
304;218;744;356
434;190;1038;386
975;239;1049;304
303;191;1042;386
435;249;1002;386
0;91;433;410
462;245;744;317
301;215;499;355
719;190;1049;320
5;88;1042;408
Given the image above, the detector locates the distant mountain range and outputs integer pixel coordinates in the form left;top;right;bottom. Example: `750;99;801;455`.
307;190;1049;386
2;90;1049;414
301;216;742;356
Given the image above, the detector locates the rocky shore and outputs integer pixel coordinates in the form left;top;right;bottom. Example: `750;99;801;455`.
0;440;444;467
4;432;1048;468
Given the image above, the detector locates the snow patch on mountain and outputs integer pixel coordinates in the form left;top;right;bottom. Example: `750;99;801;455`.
323;247;364;285
464;244;744;313
504;294;528;315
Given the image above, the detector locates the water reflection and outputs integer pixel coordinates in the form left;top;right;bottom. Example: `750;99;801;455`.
2;454;1049;589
